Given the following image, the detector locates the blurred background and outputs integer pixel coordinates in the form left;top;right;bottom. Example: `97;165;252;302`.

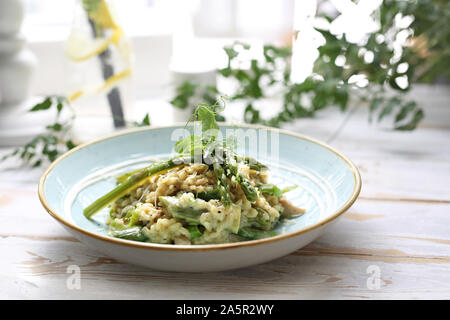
0;0;449;165
23;0;302;97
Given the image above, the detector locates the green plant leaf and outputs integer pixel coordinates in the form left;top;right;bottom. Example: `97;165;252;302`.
30;97;52;112
395;101;417;123
395;109;424;131
135;113;150;127
66;140;77;150
46;123;63;132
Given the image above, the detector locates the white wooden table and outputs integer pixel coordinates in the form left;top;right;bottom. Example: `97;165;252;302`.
1;85;449;299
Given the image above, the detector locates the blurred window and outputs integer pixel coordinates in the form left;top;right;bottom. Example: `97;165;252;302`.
23;0;173;42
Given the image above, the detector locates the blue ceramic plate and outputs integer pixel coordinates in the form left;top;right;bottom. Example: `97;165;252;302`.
39;124;361;272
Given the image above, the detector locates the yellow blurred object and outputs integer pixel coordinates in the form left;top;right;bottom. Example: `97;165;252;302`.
98;68;132;92
68;67;131;102
87;0;119;29
65;27;126;62
65;31;111;62
64;0;133;103
68;90;84;102
110;27;123;44
65;0;126;62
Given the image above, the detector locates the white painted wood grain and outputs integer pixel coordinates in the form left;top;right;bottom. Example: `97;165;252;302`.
1;194;449;299
0;85;449;299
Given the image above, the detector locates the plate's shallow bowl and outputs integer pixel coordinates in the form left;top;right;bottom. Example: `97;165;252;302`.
39;124;361;272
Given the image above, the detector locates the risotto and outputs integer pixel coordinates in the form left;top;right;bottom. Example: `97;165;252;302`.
84;103;305;244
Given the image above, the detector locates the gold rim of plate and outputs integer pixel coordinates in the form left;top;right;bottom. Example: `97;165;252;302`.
38;123;362;251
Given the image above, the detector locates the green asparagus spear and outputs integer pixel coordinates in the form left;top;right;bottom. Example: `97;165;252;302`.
224;151;258;202
281;185;298;193
116;167;146;184
83;157;188;219
237;227;277;240
212;162;232;206
236;155;268;171
257;184;282;198
247;208;271;229
159;196;206;225
110;227;148;242
238;176;258;202
197;189;221;201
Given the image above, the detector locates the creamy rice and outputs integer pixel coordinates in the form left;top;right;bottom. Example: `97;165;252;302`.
108;163;285;244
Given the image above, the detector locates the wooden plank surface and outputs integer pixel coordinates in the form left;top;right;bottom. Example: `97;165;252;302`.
0;85;449;299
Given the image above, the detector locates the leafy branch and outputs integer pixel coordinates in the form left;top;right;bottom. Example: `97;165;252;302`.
170;41;422;129
169;0;450;130
1;96;76;167
1;97;151;167
133;113;151;127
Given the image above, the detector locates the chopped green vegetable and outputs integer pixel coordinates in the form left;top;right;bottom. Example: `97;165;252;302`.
197;189;221;201
110;227;148;242
109;218;127;231
238;156;268;171
237;175;258;202
212;162;232;207
159;196;206;225
281;185;298;193
188;225;203;239
258;184;282;198
225;150;258;202
238;227;277;240
247;208;272;229
125;209;140;227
